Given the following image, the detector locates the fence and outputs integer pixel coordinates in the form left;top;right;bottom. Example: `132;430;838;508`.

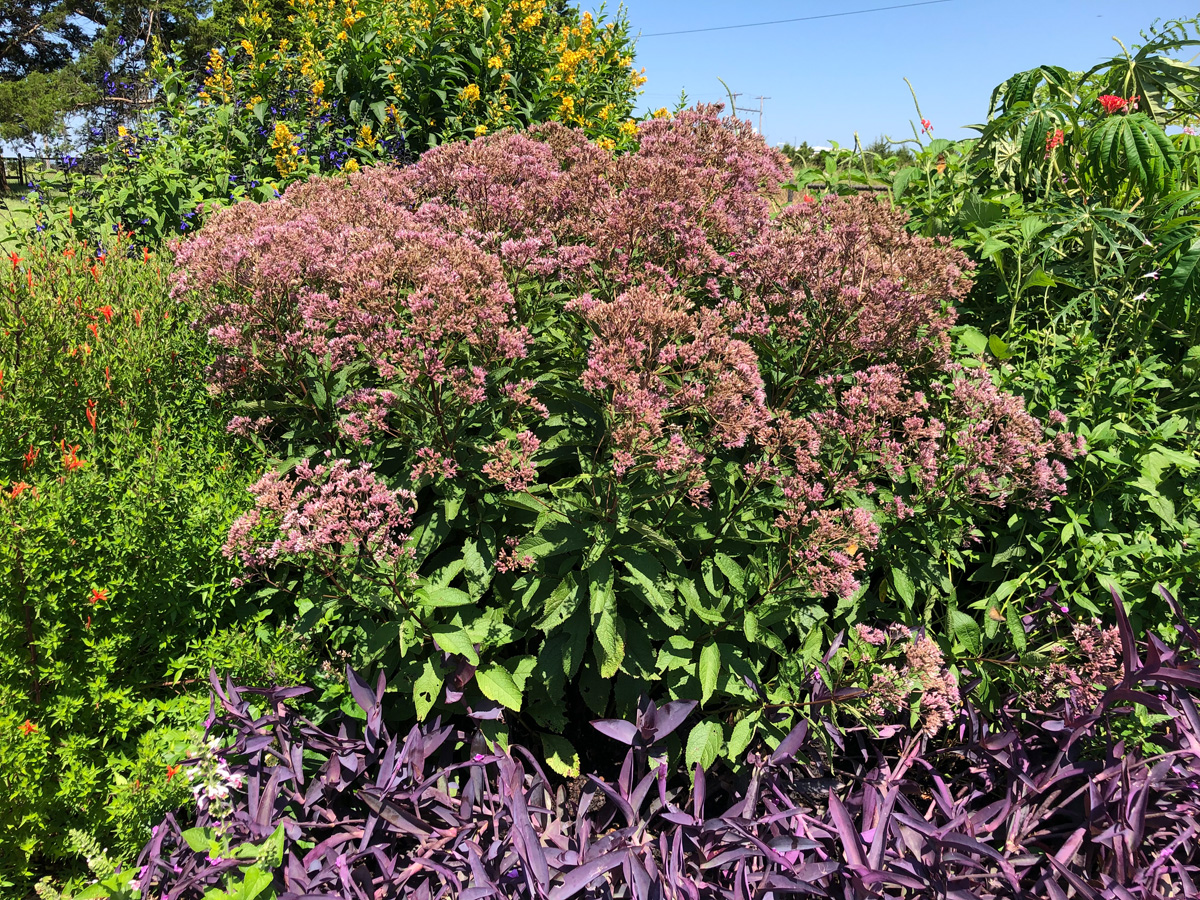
0;156;61;195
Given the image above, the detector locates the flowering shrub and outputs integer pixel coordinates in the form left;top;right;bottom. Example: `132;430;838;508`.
38;0;643;243
132;590;1200;898
172;106;1081;766
0;227;268;887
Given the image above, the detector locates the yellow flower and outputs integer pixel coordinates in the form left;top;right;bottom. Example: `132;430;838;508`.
488;55;503;69
240;39;255;55
460;83;481;103
474;124;488;136
117;125;128;137
343;158;360;172
619;119;637;138
597;136;615;151
312;78;325;96
558;95;575;116
653;107;670;119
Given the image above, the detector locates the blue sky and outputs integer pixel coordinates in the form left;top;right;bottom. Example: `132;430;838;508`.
608;1;1200;148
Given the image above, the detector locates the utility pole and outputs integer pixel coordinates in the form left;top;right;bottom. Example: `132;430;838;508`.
754;96;770;137
718;80;769;137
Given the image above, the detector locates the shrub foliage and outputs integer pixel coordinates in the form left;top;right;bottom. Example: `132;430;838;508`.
128;587;1200;899
170;108;1080;768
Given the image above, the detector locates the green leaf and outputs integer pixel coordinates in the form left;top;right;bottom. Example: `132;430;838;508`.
418;585;474;608
539;733;581;777
534;575;582;632
727;711;760;760
714;553;745;597
987;334;1012;359
892;165;920;200
685;719;724;772
231;865;275;900
181;827;214;853
698;642;721;706
891;567;916;610
594;599;626;679
413;657;442;721
1005;602;1027;653
476;663;522;711
430;626;479;665
955;325;988;356
949;609;981;656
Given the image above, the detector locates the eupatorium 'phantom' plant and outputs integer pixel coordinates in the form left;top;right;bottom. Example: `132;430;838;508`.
173;106;1082;761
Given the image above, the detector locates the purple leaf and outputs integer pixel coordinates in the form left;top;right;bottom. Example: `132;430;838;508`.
650;700;696;743
591;719;638;745
827;790;866;867
1110;586;1143;677
546;850;628;900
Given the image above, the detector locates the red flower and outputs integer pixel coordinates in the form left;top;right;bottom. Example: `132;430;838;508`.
98;305;114;323
921;118;933;134
802;193;814;204
1045;128;1065;156
19;720;37;736
8;481;31;499
61;440;84;472
8;252;20;269
1098;94;1128;114
87;322;99;339
89;264;100;282
166;764;181;780
144;248;151;263
89;587;107;606
22;445;38;470
68;206;74;223
85;399;97;431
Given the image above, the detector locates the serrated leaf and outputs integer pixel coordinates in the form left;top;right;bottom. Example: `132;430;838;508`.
430;626;479;665
540;733;581;777
727;712;760;759
476;663;522;711
685;719;724;772
698;642;720;706
413;657;442;720
594;600;626;679
949;609;981;655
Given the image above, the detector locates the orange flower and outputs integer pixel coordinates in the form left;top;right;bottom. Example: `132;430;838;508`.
19;720;36;736
89;265;99;282
89;587;107;606
61;440;84;472
8;252;20;269
166;764;181;780
9;482;31;499
85;399;97;431
133;309;142;326
87;322;99;339
22;445;38;469
68;206;74;223
98;305;114;323
144;248;151;263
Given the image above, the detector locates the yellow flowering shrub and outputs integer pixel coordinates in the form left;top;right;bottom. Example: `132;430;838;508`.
59;0;643;243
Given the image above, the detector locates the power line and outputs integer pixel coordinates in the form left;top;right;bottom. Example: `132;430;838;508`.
639;0;953;38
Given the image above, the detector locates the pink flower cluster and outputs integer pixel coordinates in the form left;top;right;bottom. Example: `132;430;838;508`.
224;456;416;577
177;104;1080;600
1026;618;1122;717
862;626;962;733
482;430;541;492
